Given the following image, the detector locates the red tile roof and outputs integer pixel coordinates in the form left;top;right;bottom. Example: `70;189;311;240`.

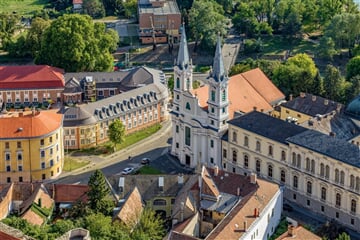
192;68;285;119
0;110;63;139
0;65;64;89
53;184;89;203
73;0;83;4
22;209;45;226
276;225;321;240
0;231;20;240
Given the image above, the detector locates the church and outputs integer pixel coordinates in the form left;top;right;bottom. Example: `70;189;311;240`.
170;27;285;169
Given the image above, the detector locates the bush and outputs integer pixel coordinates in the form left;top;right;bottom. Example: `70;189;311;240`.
244;39;263;54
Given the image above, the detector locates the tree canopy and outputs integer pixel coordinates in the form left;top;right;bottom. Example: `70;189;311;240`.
87;169;112;214
35;14;118;72
108;119;125;151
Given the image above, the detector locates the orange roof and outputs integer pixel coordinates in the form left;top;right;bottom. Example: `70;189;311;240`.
192;68;285;119
0;231;20;240
276;225;321;240
116;187;143;227
0;65;64;89
22;209;45;226
206;178;280;240
201;168;220;198
54;184;89;203
0;110;63;139
73;0;83;4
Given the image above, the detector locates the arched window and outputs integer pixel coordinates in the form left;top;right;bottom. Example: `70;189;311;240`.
186;78;190;90
244;136;249;146
321;187;326;201
292;152;296;166
281;150;286;161
153;199;167;206
307;181;312;195
325;165;330;179
350;175;355;189
232;132;237;142
311;159;315;173
340;171;345;185
268;145;273;156
320;163;325;177
335;169;339;183
185;102;191;110
244;154;249;168
336;193;341;207
211;90;216;102
176;78;180;88
296;154;301;168
306;158;310;171
256;141;261;151
268;165;273;178
280;170;286;183
232;150;237;162
351;199;357;213
222;89;226;101
293;175;298;189
256;159;261;173
356;177;360;191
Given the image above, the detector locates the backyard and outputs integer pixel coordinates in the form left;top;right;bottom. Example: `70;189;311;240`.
0;0;48;16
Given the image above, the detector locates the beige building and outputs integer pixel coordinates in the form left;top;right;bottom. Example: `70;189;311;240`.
222;111;360;232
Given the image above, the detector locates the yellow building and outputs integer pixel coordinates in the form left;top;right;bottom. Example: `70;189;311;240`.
0;110;64;183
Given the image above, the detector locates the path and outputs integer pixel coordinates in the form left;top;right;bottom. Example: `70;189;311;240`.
222;30;241;73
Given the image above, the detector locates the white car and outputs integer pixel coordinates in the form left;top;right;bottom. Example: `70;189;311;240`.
121;167;134;175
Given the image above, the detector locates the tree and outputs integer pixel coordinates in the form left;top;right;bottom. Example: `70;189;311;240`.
131;208;165;240
346;75;360;102
346;56;360;80
108;119;125;151
87;169;111;213
102;0;123;16
83;0;105;19
317;36;337;60
188;0;228;51
26;17;51;57
336;232;351;240
0;13;20;45
36;14;118;72
323;64;347;101
122;0;137;18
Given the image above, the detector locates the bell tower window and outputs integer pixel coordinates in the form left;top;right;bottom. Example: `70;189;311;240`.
176;78;180;89
211;90;215;102
222;89;226;101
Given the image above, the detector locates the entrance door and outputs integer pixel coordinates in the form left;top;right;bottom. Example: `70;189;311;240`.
185;155;191;166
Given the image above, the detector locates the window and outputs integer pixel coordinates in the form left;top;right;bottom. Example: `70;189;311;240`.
256;160;261;173
5;153;10;161
40;150;45;158
17;142;21;148
176;78;180;88
98;90;103;96
19;177;23;182
211;90;215;102
109;90;115;96
350;175;355;189
268;165;273;178
280;170;286;183
268;145;273;156
210;140;214;148
185;126;191;146
340;171;345;185
40;139;44;146
307;181;312;195
7;177;11;183
292;152;296;166
41;162;46;169
296;154;301;168
311;159;315;173
232;150;237;162
18;165;23;172
336;193;341;208
153;199;166;206
222;89;226;101
256;141;261;151
210;157;214;164
356;177;360;191
281;150;286;161
50;159;54;167
336;212;339;218
6;166;11;172
176;125;179;133
293;176;298;189
320;163;325;177
351;218;355;225
17;153;22;161
307;200;310;206
244;136;248;146
222;107;226;113
306;158;310;171
50;148;53;155
321;206;325;212
351;199;357;213
5;142;9;149
325;165;330;179
223;149;227;158
321;187;327;201
244;155;249;168
176;142;179;148
232;132;237;142
185;102;191;110
42;174;46;180
335;169;339;183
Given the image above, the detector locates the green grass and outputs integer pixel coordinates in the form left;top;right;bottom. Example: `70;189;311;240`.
0;0;48;16
137;166;163;174
259;36;318;56
63;157;90;171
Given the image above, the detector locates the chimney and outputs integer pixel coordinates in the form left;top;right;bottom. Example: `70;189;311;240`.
289;94;293;101
178;174;184;185
260;109;264;113
300;92;305;98
253;106;257;111
214;166;219;176
250;173;257;184
329;132;336;137
254;208;257;217
312;95;316;101
180;202;184;222
336;103;342;113
288;225;296;237
244;221;247;232
324;99;329;105
18;112;23;117
237;187;241;196
257;208;260;217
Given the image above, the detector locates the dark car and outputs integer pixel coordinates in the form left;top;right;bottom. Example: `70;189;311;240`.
141;158;150;165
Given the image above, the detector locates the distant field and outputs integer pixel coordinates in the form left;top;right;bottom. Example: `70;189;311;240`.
0;0;48;16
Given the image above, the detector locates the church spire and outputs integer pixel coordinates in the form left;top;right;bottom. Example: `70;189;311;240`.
177;24;190;69
211;35;226;82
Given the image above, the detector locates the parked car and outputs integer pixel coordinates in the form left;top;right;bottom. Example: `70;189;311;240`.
121;167;134;175
141;158;150;165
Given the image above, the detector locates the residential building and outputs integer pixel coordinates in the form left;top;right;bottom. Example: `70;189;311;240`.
0;110;64;183
171;28;284;169
0;65;65;108
72;0;83;13
138;0;181;44
168;166;283;240
276;223;321;240
222;110;360;232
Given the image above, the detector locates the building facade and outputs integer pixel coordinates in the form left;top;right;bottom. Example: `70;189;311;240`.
0;65;65;109
171;29;285;170
0;110;64;183
222;111;360;232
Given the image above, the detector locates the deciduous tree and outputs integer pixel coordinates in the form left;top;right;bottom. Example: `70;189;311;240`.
108;119;125;151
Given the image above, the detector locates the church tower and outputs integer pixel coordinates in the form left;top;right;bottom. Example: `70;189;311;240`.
207;35;229;131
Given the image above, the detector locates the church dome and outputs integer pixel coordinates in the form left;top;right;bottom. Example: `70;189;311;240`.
345;95;360;119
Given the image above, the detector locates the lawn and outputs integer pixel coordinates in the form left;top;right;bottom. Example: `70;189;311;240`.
63;156;90;172
0;0;48;16
137;165;163;174
261;35;318;55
